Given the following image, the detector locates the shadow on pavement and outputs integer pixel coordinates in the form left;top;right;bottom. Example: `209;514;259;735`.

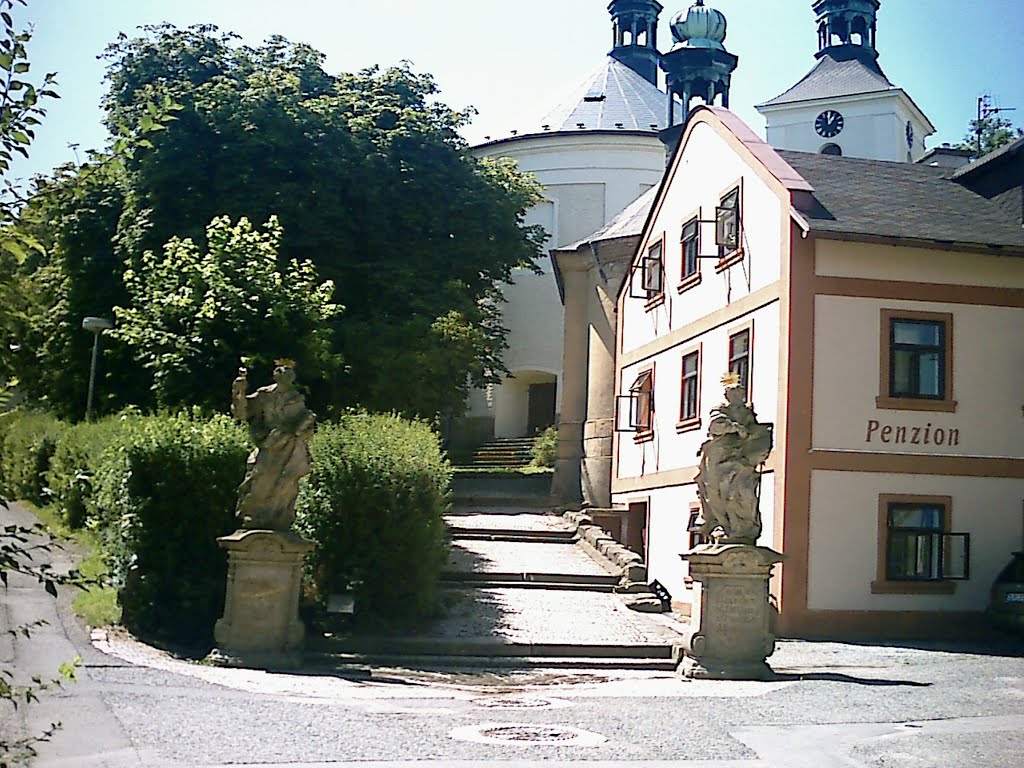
773;671;932;687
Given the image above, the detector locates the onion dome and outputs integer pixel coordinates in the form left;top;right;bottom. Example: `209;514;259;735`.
670;0;727;51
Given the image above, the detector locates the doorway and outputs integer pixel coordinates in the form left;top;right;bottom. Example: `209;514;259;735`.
527;381;557;435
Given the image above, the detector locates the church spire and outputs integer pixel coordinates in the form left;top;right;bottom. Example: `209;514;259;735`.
813;0;880;60
660;0;738;125
608;0;663;86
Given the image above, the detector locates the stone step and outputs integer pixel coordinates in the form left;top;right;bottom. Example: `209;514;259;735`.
441;571;619;586
308;636;676;660
447;527;576;543
440;579;615;592
306;653;677;672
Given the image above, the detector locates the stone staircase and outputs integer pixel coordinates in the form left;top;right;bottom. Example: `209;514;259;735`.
311;506;687;670
456;437;537;468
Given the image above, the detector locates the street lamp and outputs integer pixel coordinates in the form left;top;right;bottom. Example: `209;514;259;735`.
82;316;113;421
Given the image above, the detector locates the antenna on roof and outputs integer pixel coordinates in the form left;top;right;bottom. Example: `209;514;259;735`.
976;93;1017;158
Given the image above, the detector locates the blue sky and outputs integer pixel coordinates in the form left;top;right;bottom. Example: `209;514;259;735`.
10;0;1024;181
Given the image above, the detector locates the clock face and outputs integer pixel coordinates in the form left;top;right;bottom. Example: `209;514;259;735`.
906;120;914;149
815;110;844;138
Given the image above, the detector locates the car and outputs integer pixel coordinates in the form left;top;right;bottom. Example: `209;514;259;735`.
988;551;1024;634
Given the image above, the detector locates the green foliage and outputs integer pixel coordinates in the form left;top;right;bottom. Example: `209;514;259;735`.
0;410;65;504
46;416;134;528
957;114;1024;159
88;412;248;645
113;215;341;412
99;26;545;418
530;425;558;468
296;413;451;627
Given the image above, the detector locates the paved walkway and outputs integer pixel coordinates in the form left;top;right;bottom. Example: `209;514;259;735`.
436;503;688;648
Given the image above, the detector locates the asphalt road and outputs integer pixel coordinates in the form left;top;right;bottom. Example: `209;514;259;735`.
3;501;1024;768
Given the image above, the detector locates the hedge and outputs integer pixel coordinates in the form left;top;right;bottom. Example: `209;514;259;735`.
0;410;66;504
88;412;249;645
297;413;451;628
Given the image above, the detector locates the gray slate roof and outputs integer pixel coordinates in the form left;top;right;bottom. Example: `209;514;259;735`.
759;49;895;108
531;56;668;135
779;150;1024;252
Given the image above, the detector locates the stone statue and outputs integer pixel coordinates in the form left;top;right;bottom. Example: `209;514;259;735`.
693;378;773;544
231;360;315;530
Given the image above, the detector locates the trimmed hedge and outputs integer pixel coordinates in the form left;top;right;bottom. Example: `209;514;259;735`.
88;413;249;645
297;413;451;628
47;416;137;529
0;411;66;504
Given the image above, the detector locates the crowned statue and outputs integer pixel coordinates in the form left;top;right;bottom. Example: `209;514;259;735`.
693;373;774;544
230;359;316;531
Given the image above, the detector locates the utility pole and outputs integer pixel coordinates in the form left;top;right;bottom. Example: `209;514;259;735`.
976;94;1016;158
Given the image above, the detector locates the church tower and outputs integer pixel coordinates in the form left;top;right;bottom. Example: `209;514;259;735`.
608;0;663;86
757;1;934;162
660;1;738;127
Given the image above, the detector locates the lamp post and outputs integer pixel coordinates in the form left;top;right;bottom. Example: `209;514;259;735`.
82;316;113;421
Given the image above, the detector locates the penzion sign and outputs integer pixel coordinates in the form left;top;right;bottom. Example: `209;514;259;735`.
865;419;960;447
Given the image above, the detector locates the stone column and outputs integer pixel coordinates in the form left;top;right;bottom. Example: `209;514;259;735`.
550;249;589;506
677;544;785;680
581;252;627;509
210;529;313;667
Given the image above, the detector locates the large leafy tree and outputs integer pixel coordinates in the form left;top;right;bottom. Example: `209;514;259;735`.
100;25;545;418
957;114;1023;159
113;215;341;411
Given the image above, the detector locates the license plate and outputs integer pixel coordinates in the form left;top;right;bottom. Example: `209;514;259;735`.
1004;593;1024;604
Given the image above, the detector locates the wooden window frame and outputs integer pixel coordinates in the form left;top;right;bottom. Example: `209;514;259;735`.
678;210;702;293
677;344;702;433
871;494;967;595
643;234;666;310
876;309;956;413
728;322;754;404
715;178;744;272
618;365;655;443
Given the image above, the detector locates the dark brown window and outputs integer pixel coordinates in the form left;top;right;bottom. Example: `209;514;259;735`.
680;350;699;423
716;187;740;257
877;310;955;413
728;329;751;401
886;501;969;582
630;370;654;433
681;217;699;279
643;241;663;299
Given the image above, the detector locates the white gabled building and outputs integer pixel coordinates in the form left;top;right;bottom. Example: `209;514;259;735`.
612;106;1024;638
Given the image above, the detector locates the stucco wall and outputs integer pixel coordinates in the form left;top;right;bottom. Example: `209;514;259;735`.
761;91;931;162
619;121;783;357
807;470;1024;611
813;294;1024;458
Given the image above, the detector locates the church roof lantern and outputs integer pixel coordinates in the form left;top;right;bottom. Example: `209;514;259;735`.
670;0;728;51
812;0;881;60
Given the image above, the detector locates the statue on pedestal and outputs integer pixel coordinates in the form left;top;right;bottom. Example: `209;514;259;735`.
694;375;773;544
231;359;315;531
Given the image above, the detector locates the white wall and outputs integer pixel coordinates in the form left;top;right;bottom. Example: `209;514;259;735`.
813;296;1024;459
760;91;932;162
808;471;1024;611
619;121;783;357
464;132;666;437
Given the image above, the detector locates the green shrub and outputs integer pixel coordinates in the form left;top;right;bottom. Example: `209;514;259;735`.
0;411;67;504
297;413;451;628
89;412;249;646
531;425;558;468
47;416;135;529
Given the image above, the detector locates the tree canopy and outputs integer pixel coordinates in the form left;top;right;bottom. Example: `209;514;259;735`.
957;113;1023;159
92;25;545;418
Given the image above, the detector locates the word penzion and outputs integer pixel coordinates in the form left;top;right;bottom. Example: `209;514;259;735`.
865;420;960;447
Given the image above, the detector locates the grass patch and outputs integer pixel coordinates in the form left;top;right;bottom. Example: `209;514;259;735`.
28;501;121;628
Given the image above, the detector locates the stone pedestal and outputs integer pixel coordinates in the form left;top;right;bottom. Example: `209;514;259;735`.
678;544;785;680
210;529;313;667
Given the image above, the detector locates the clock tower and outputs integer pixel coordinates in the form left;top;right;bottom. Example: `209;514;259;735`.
755;0;934;162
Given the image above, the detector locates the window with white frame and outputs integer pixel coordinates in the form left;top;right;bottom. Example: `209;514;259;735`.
642;241;664;300
716;186;741;257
